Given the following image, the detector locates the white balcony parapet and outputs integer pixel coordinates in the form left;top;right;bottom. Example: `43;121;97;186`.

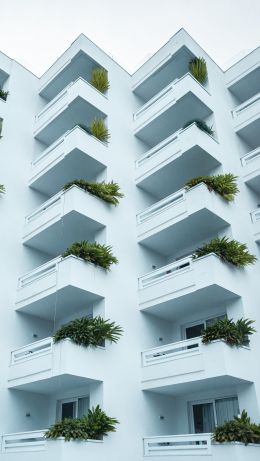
143;433;212;457
136;129;182;168
10;338;53;365
139;255;192;289
134;73;210;121
1;430;46;453
17;257;62;289
137;189;185;224
241;146;260;166
25;193;64;226
142;337;201;367
232;92;260;117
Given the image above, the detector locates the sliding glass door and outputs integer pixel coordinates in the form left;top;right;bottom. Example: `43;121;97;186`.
190;397;239;433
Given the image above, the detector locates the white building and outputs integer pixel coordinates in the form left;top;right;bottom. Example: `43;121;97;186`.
0;28;260;460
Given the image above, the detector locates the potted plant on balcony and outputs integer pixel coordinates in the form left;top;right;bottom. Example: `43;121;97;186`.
62;240;118;270
90;67;109;93
192;237;257;267
90;118;110;142
45;405;119;441
183;119;213;135
0;184;5;194
213;410;260;445
63;180;123;205
185;173;239;202
202;318;255;346
0;88;9;101
53;316;123;347
189;57;207;84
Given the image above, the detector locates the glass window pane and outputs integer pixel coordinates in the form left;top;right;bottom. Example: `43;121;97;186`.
78;397;89;418
193;403;215;433
61;401;76;420
215;397;239;425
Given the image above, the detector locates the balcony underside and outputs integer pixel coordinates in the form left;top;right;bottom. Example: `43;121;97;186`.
135;93;212;147
24;211;104;256
228;66;260;103
140;284;239;321
16;285;101;321
39;51;98;100
136;140;220;200
31;148;106;197
236;116;260;149
143;374;251;396
138;208;229;256
244;169;260;194
8;373;94;395
35;97;105;145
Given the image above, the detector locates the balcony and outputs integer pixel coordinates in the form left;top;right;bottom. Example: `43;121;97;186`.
133;73;213;147
135;123;220;199
1;432;105;460
137;183;229;255
143;435;260;460
8;337;103;393
232;93;260;149
138;254;241;319
141;338;252;393
241;146;260;194
15;256;106;320
23;186;107;256
34;78;107;145
251;209;260;243
29;126;107;196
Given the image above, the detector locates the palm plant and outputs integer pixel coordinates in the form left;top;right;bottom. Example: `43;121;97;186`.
45;405;119;441
63;179;123;205
90;67;109;93
0;88;9;101
213;410;260;445
189;57;207;84
0;185;5;194
202;318;255;346
185;173;239;202
193;237;257;267
62;240;118;270
89;118;110;142
183;119;213;135
53;316;123;347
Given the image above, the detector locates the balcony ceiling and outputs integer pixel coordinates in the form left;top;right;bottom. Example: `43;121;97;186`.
229;66;260;103
237;117;260;150
10;374;94;395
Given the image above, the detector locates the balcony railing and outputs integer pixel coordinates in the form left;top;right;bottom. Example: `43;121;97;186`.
142;337;201;367
139;255;192;289
251;209;260;224
2;430;46;453
134;73;210;121
10;338;53;365
25;193;63;226
136;129;182;168
241;146;260;166
137;189;186;224
143;433;212;457
232;92;260;117
17;257;61;289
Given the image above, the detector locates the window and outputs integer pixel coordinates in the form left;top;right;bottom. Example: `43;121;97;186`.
190;396;239;433
183;314;226;340
57;396;89;421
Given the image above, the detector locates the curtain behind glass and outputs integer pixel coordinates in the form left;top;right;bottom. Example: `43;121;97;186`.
78;397;90;418
215;397;239;425
202;403;216;432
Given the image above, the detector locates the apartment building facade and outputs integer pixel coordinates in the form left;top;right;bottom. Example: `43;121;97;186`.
0;28;260;460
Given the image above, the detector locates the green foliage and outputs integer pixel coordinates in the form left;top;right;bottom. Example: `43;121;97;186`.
0;185;5;194
185;173;239;202
0;88;9;101
90;118;110;142
183;119;213;135
90;67;109;93
45;405;119;441
193;237;257;267
53;315;123;347
63;179;123;205
202;318;255;346
62;240;118;270
213;410;260;445
189;57;207;84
